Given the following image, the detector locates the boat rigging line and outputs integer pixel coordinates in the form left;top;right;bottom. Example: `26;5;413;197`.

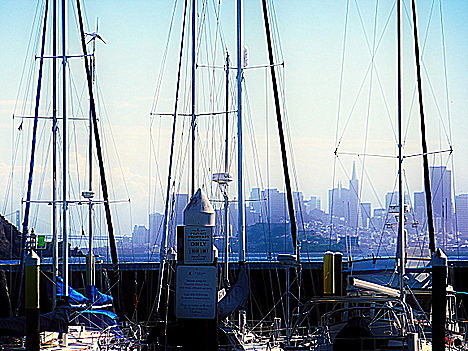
335;148;452;159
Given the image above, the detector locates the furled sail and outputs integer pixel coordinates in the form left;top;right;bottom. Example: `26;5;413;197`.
218;265;249;320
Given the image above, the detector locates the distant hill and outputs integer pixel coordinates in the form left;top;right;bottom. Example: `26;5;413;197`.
0;215;21;259
216;222;347;257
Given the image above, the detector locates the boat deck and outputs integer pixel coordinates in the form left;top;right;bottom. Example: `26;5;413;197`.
41;327;102;350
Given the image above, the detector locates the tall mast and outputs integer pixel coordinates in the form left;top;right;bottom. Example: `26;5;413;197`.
76;0;121;315
61;0;69;298
225;53;230;176
236;0;246;263
396;0;405;298
86;21;98;301
52;0;59;308
190;0;196;196
410;2;447;348
16;0;50;314
223;52;230;285
261;0;298;260
410;0;436;253
155;0;190;314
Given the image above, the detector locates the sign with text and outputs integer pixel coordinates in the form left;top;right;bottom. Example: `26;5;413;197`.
175;265;217;319
184;226;213;264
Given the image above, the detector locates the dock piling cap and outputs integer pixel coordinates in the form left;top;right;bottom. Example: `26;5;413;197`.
183;188;215;226
431;248;447;267
25;249;40;265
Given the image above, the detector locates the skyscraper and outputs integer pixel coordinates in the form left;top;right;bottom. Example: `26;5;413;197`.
348;162;359;228
149;212;164;246
385;191;410;211
455;194;468;241
257;188;287;223
249;188;262;215
170;193;189;247
306;196;321;213
360;203;371;229
430;166;453;234
148;193;189;249
413;191;427;230
132;225;149;246
328;163;359;228
328;182;348;221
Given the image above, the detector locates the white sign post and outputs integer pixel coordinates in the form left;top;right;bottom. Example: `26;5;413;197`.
175;265;217;319
184;226;213;264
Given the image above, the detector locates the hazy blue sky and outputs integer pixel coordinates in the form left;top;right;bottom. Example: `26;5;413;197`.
0;0;466;231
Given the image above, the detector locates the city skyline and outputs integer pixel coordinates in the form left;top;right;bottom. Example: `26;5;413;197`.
140;165;467;241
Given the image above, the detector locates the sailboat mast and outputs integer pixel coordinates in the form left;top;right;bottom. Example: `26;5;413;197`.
396;0;405;298
86;23;97;296
410;0;436;253
76;0;121;314
16;0;50;314
261;0;298;259
237;0;246;263
410;3;448;348
52;0;59;308
155;0;190;314
61;0;69;298
190;0;196;197
223;52;230;284
225;54;230;176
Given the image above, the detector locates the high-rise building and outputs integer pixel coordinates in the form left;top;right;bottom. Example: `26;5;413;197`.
262;188;287;223
385;191;410;211
360;203;371;229
328;182;348;221
149;212;164;246
348;162;359;228
132;225;149;246
169;193;189;247
148;193;189;249
249;188;262;215
430;166;453;234
247;188;310;226
306;196;321;212
413;191;427;230
293;191;306;228
328;163;359;228
455;194;468;241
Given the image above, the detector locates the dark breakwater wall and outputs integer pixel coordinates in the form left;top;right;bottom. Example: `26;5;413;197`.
1;261;468;325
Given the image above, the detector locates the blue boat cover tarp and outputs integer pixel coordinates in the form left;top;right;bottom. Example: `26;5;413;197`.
87;285;114;306
218;265;249;320
54;277;113;308
0;305;70;336
56;276;88;305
